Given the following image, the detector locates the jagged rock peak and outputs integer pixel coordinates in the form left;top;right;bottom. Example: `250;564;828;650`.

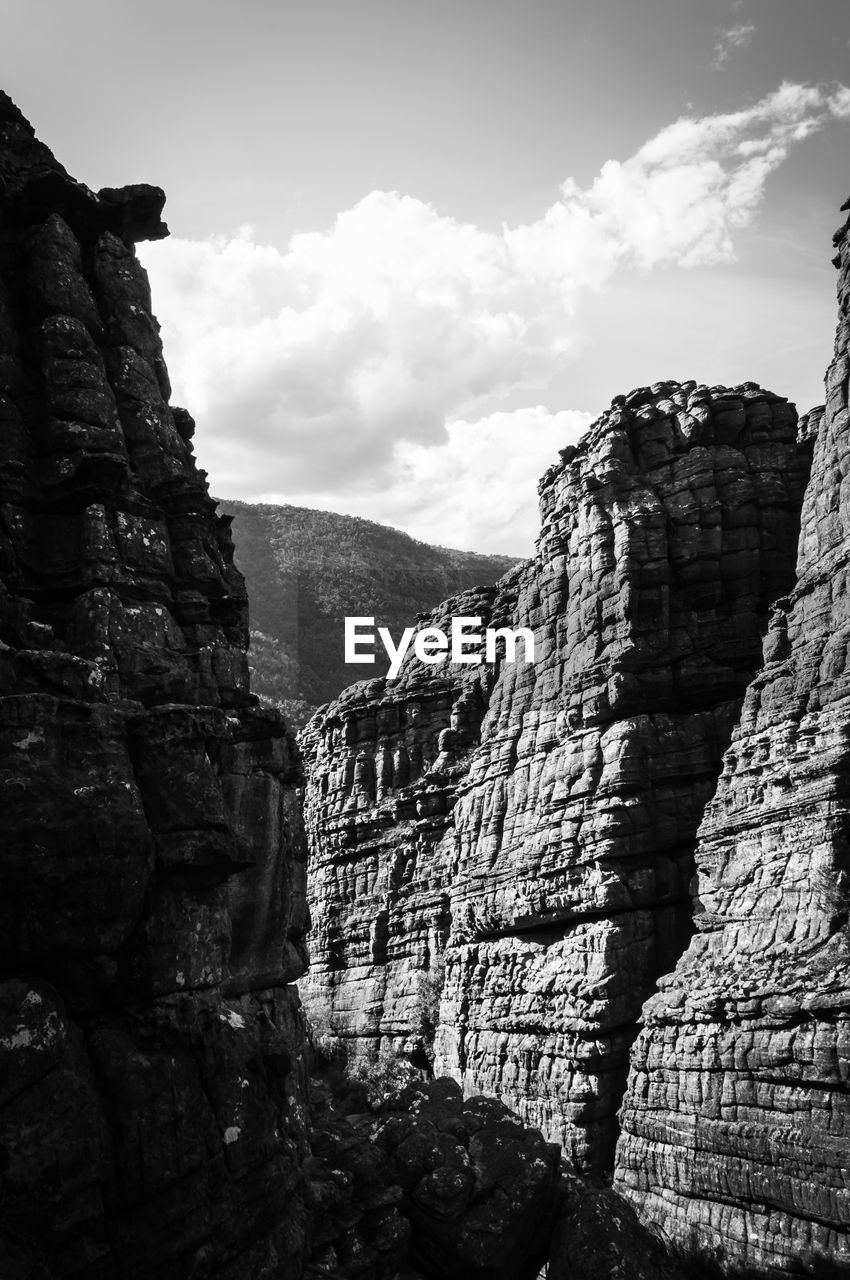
0;90;167;243
539;378;794;491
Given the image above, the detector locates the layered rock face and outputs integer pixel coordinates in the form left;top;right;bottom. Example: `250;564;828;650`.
303;378;811;1172
614;218;850;1271
0;95;310;1278
301;578;514;1086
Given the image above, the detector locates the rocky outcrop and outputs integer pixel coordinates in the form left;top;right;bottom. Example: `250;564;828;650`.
302;378;811;1174
613;217;850;1272
547;1183;690;1280
306;1077;562;1280
0;94;311;1278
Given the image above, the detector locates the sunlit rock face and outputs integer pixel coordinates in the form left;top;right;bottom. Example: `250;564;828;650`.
0;92;310;1278
302;375;811;1174
614;208;850;1275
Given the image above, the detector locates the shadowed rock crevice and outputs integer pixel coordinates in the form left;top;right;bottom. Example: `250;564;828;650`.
302;378;812;1175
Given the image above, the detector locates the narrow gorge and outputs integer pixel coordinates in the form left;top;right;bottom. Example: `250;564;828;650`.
2;89;849;1280
0;88;568;1280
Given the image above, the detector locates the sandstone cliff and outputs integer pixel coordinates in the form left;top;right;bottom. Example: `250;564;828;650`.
302;377;811;1174
8;85;848;1280
0;94;311;1278
613;216;850;1273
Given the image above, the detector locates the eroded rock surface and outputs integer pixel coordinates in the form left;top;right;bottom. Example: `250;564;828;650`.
613;214;850;1273
302;377;811;1174
0;93;310;1278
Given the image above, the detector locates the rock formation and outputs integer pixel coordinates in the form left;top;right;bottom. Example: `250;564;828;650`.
613;217;850;1272
547;1182;690;1280
0;93;311;1278
307;1076;562;1280
7;84;849;1280
302;377;812;1174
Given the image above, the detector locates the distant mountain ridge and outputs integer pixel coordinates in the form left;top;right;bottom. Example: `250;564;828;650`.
219;500;520;727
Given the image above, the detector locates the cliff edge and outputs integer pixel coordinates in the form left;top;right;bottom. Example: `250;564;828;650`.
0;93;311;1278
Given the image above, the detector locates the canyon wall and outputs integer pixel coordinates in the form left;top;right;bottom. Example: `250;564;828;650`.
613;216;850;1272
302;377;811;1173
8;84;847;1280
0;95;311;1278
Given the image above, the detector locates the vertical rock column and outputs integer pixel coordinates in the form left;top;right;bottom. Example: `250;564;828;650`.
615;207;850;1274
435;383;810;1173
0;93;310;1279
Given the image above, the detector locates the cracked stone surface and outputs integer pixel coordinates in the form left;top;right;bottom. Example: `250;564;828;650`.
613;209;850;1275
0;92;311;1279
302;375;811;1176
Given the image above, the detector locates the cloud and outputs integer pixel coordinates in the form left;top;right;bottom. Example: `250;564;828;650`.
713;21;756;69
263;407;593;554
139;81;850;550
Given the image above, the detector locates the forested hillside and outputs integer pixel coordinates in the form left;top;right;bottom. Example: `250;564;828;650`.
220;500;519;726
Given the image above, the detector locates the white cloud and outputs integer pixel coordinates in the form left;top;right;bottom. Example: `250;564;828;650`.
713;22;756;70
263;407;592;554
139;81;850;551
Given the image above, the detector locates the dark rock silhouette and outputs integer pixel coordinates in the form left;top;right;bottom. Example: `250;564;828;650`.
0;92;311;1278
547;1182;691;1280
306;1077;562;1280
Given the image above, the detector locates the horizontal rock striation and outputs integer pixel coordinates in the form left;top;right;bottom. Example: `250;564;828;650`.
614;215;850;1271
303;377;811;1173
0;94;310;1278
300;580;513;1067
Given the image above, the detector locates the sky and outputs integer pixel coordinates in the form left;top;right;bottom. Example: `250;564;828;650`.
5;0;850;553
